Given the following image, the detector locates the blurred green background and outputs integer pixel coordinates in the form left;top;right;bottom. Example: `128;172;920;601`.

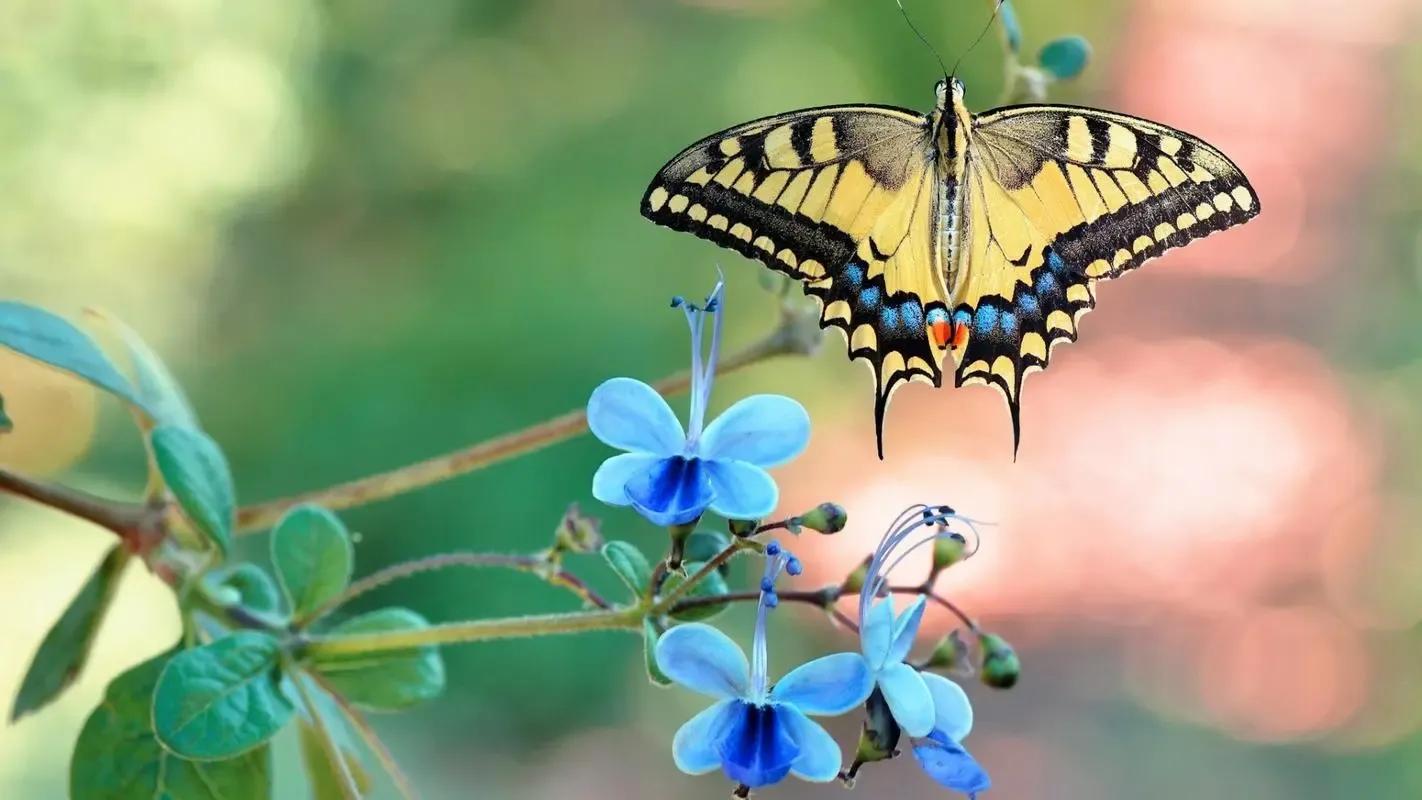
3;0;1422;797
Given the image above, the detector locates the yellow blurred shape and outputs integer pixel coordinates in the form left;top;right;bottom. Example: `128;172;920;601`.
0;350;97;475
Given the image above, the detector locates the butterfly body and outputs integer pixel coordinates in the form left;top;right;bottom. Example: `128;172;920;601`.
642;78;1259;455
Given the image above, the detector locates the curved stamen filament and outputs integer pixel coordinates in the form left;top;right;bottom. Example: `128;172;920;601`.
751;540;791;700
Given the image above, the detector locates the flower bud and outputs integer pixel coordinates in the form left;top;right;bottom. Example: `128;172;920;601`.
0;395;11;433
727;518;759;538
840;554;873;596
552;503;603;555
844;689;900;784
926;629;973;676
1039;35;1092;80
978;633;1021;689
931;532;967;575
796;502;847;534
666;521;696;569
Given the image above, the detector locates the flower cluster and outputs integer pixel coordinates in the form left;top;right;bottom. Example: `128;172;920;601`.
588;278;996;797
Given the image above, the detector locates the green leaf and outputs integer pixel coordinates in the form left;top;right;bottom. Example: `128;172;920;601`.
153;632;294;760
152;425;236;554
311;608;445;711
294;675;373;799
87;309;199;429
664;562;731;622
211;564;284;616
643;620;671;687
601;540;652;595
1039;35;1092;80
11;544;130;721
272;505;353;621
0;301;142;408
683;530;731;570
71;649;271;800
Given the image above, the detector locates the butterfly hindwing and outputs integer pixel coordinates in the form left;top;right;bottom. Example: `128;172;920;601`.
951;105;1261;445
642;106;953;447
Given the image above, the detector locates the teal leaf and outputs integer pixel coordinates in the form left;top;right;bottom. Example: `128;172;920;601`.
211;564;284;616
664;562;731;622
11;544;130;721
71;649;271;800
88;309;198;429
999;0;1022;53
271;505;354;622
683;530;731;571
152;425;236;554
643;620;672;686
0;301;142;408
1039;35;1092;80
311;608;445;711
602;540;652;596
153;632;294;760
293;675;373;799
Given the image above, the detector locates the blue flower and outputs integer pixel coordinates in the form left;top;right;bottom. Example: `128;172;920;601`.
588;279;810;526
656;543;873;789
859;505;991;797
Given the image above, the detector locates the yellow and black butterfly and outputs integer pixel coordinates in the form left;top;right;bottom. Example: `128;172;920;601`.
641;78;1259;456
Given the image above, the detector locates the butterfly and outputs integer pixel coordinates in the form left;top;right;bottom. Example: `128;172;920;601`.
641;78;1260;456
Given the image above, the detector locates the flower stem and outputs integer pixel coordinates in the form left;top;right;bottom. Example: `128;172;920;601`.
650;539;759;615
303;607;642;658
307;670;418;800
289;670;363;800
666;583;980;633
308;551;609;623
235;316;814;534
0;468;155;540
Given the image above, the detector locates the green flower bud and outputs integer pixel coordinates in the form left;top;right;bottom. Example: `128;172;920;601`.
931;532;967;574
926;629;973;676
727;518;760;538
978;633;1021;689
553;503;603;554
666;521;696;570
844;689;899;784
840;555;873;596
0;394;11;433
1039;35;1092;80
796;502;847;534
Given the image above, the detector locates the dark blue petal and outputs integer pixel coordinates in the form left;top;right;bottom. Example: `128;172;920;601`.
717;701;800;789
912;732;991;797
625;456;714;526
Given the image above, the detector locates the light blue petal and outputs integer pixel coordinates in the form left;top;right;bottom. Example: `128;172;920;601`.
877;662;934;737
860;598;895;668
913;735;991;796
697;395;810;467
769;652;873;716
672;699;739;775
886;595;927;665
587;377;684;456
704;460;777;521
656;623;750;699
591;453;659;507
922;672;974;742
779;706;843;783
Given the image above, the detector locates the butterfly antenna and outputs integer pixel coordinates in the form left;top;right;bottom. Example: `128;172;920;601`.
895;0;950;83
949;0;1006;77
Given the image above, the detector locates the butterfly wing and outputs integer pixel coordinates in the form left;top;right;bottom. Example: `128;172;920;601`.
642;106;952;450
953;105;1260;447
